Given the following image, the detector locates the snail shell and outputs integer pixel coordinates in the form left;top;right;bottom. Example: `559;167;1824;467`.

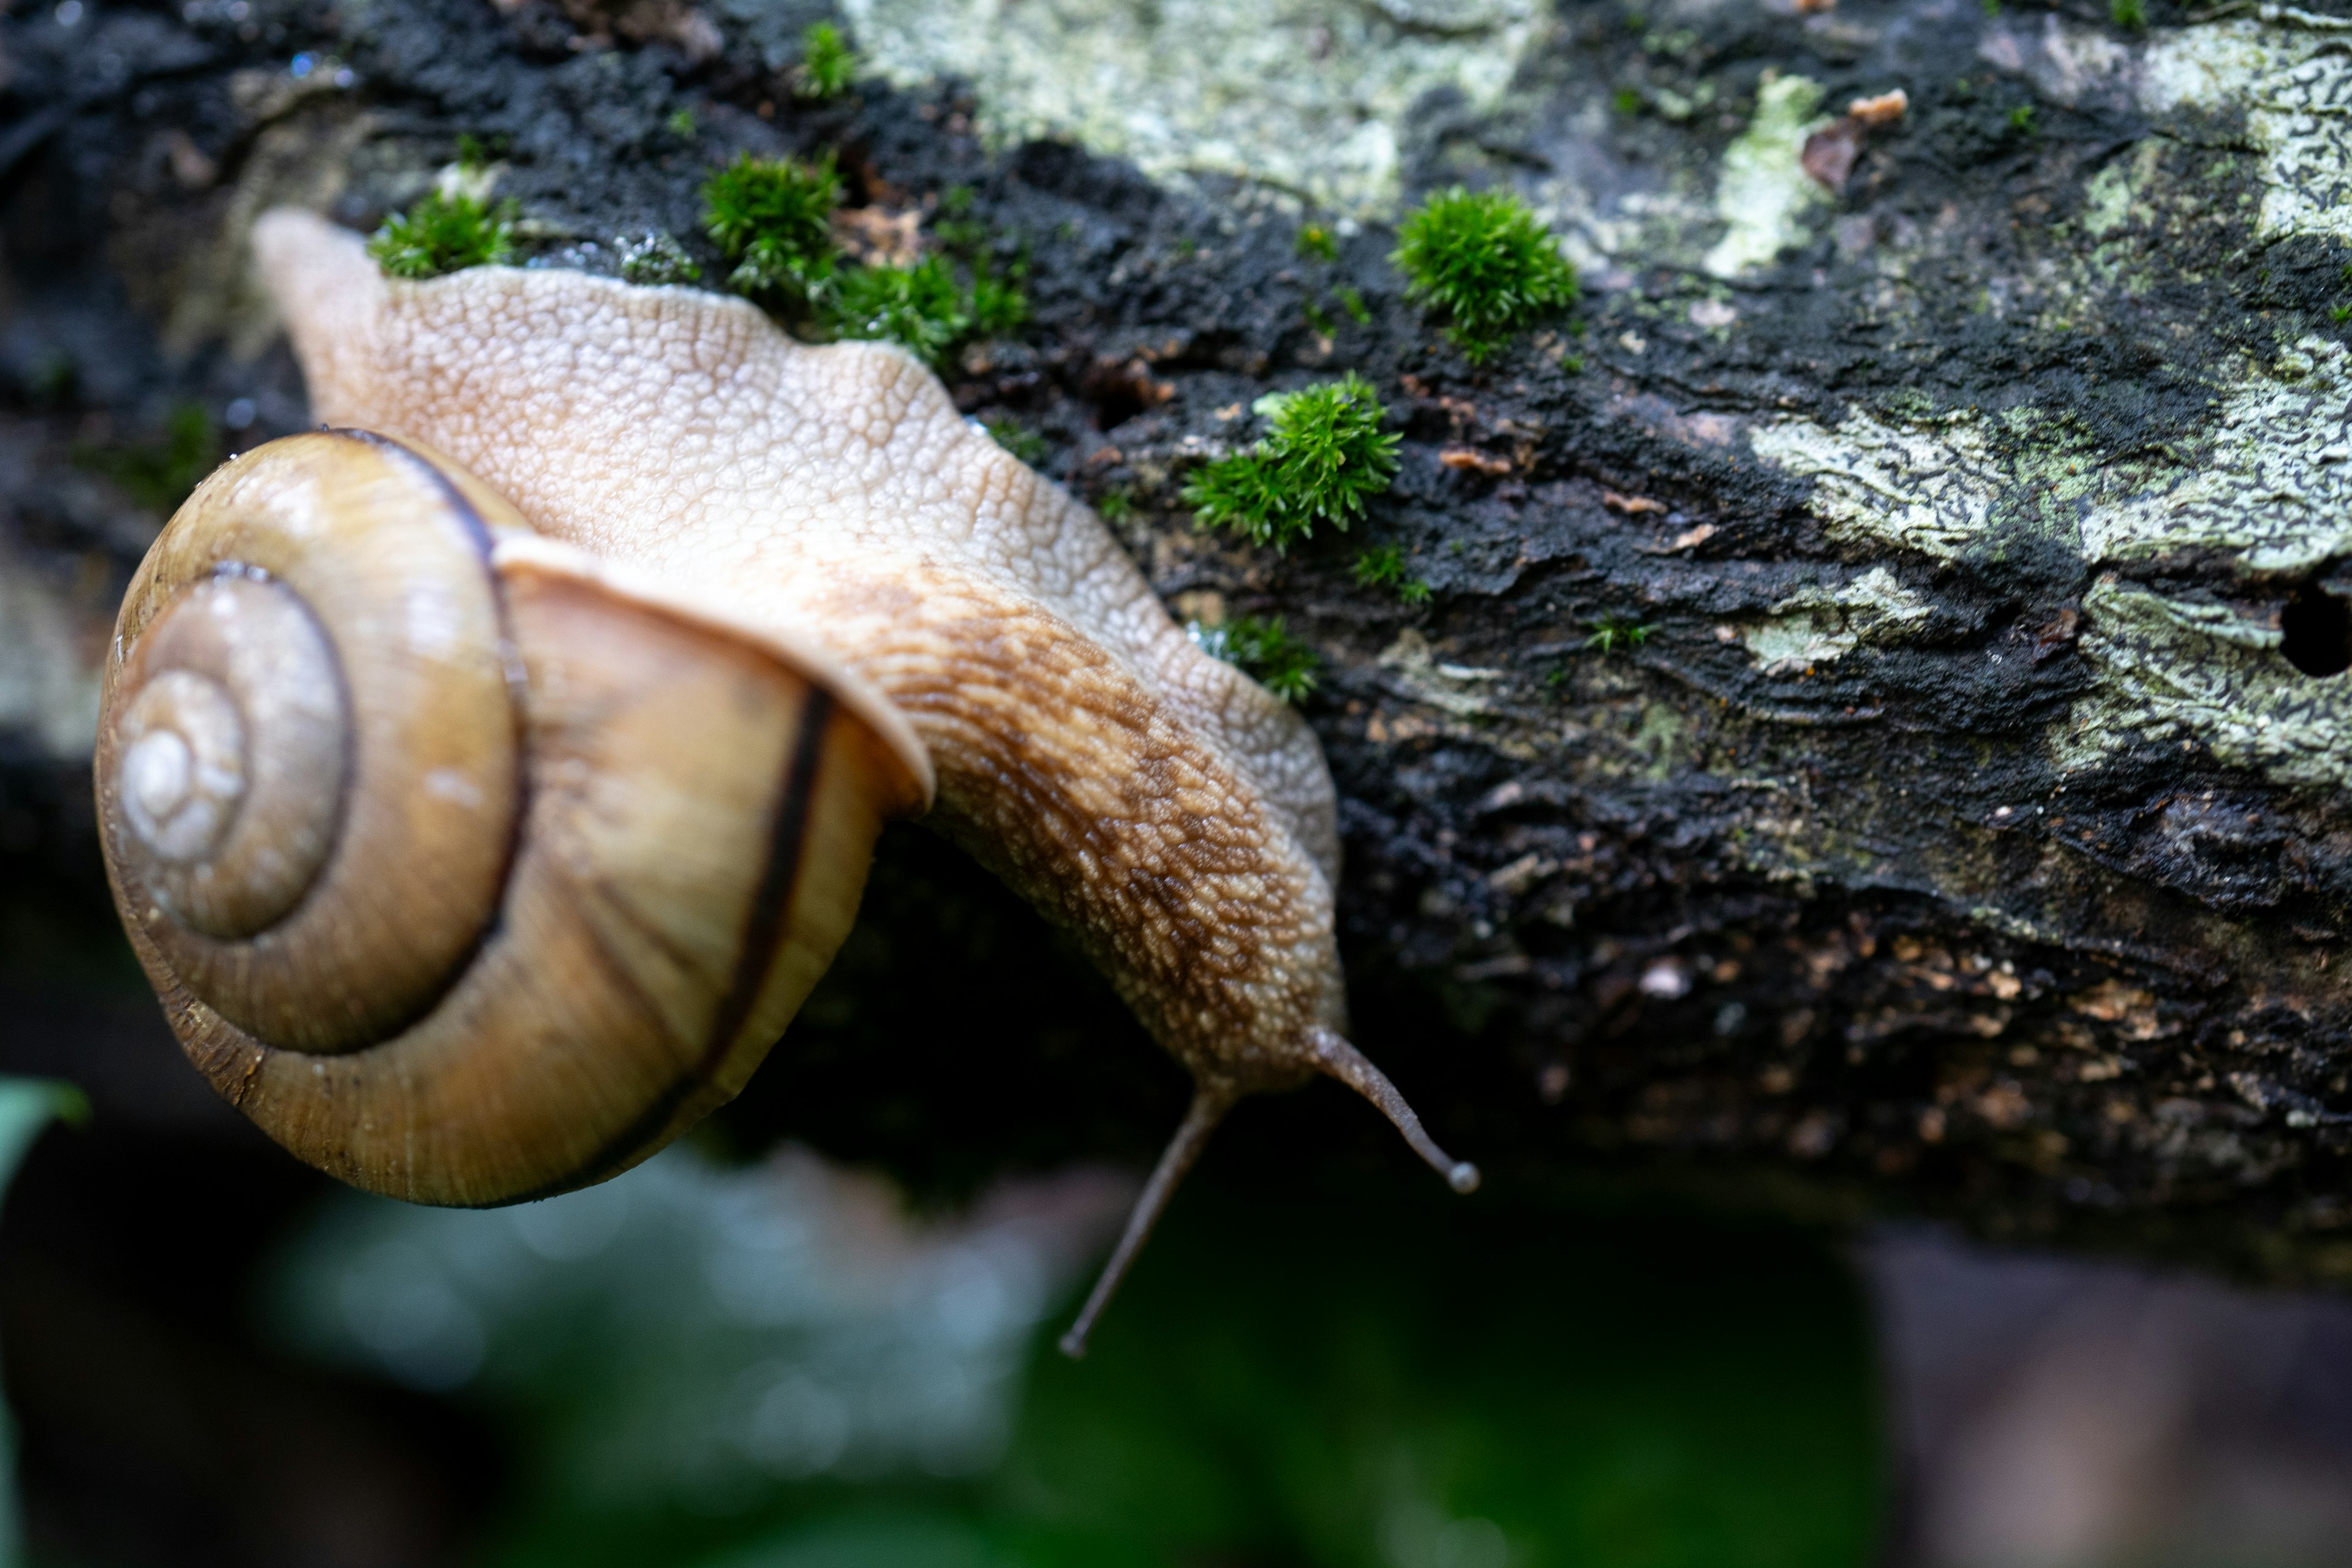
99;431;926;1204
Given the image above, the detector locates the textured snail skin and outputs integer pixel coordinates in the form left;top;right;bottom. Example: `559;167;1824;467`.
254;208;1346;1099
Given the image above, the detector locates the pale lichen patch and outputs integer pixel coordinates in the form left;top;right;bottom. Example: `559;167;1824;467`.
839;0;1541;215
2081;337;2352;572
1747;408;2011;560
2062;576;2352;791
1376;628;1506;718
1702;73;1830;279
2141;16;2352;245
1738;566;1934;674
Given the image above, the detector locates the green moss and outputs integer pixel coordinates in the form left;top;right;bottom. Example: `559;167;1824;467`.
666;107;697;139
1585;616;1653;654
1613;86;1643;116
1183;373;1399;550
73;402;219;513
967;264;1029;336
796;21;856;98
982;419;1045;464
1095;486;1134;522
367;190;519;279
2008;104;2037;134
701;151;840;302
1335;283;1370;324
1390;186;1578;364
2109;0;2145;28
1189;616;1320;703
615;231;700;285
827;254;970;363
825;254;1027;366
1352;543;1431;603
1303;300;1336;336
1295;223;1338;263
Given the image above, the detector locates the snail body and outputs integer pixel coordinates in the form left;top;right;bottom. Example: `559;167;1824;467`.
98;211;1472;1351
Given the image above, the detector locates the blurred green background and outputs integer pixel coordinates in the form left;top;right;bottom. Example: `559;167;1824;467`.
260;1142;1882;1568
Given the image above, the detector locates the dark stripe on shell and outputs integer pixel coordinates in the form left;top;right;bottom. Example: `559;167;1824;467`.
495;688;836;1205
314;428;532;1045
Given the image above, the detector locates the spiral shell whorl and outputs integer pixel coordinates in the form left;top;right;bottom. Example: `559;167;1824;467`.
99;432;523;1055
110;576;345;937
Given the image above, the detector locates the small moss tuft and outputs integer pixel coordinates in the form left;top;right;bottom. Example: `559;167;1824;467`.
826;254;1028;366
1183;373;1400;551
1335;284;1371;324
1390;186;1578;364
1585;616;1653;655
1296;224;1339;263
2109;0;2146;27
1352;544;1431;603
1096;486;1134;522
701;151;840;302
2007;104;2037;133
368;190;519;279
796;22;857;98
616;230;701;285
828;255;971;364
1189;616;1320;704
983;419;1046;464
666;107;698;139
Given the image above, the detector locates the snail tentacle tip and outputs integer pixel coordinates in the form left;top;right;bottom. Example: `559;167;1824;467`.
1056;1329;1089;1361
1303;1027;1478;1195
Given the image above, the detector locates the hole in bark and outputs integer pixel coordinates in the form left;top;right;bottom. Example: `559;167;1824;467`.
2280;585;2352;676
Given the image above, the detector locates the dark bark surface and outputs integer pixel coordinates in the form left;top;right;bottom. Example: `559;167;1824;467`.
6;0;2352;1286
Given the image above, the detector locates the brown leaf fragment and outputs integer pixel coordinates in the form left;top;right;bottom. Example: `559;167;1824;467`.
1801;117;1866;191
1602;491;1667;515
1440;447;1512;475
831;206;925;268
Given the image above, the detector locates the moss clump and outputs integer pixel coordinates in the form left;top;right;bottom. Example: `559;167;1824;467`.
1189;616;1320;703
1390;186;1578;364
2109;0;2145;27
368;190;519;279
827;255;1028;367
1296;224;1338;263
796;21;856;99
829;255;971;363
704;157;1027;364
702;151;841;301
1183;373;1399;550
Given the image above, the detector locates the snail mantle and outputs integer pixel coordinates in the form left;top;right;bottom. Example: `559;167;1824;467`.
94;209;1474;1355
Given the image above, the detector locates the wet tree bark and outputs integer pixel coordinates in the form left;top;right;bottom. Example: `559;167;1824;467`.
5;0;2351;1283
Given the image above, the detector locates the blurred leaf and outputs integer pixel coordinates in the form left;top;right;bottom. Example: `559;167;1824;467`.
0;1076;88;1564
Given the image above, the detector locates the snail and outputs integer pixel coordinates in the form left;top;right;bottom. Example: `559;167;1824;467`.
97;209;1477;1355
